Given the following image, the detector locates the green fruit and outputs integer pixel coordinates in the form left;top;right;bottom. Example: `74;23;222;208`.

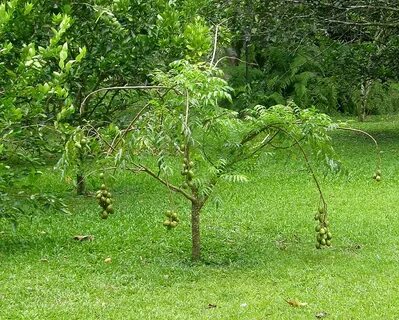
163;220;171;226
327;232;332;240
314;214;319;221
318;215;324;222
187;170;194;179
320;239;326;245
101;184;106;190
106;205;114;213
324;220;329;227
189;161;194;167
182;182;189;189
101;211;108;219
165;210;172;218
96;193;102;199
376;175;381;182
318;206;324;214
81;138;87;145
319;228;326;235
102;190;108;197
171;212;178;220
107;192;112;198
100;196;107;203
316;243;321;249
99;172;104;179
326;240;332;246
106;198;111;205
315;225;321;232
376;169;381;176
170;221;178;228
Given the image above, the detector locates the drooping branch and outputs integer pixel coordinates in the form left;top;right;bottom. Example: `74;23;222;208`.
280;128;328;211
80;85;169;114
338;126;381;170
214;56;259;68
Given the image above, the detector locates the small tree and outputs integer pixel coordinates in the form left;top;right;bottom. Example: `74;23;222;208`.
87;60;338;261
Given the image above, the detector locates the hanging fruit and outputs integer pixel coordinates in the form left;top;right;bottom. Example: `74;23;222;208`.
314;204;332;249
163;210;180;229
96;173;114;219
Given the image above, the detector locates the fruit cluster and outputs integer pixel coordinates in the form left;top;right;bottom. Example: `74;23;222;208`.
314;206;332;249
163;210;179;229
181;158;194;188
96;176;114;219
373;169;381;182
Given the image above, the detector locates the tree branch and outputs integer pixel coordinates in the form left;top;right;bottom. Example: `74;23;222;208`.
210;24;219;66
131;164;196;202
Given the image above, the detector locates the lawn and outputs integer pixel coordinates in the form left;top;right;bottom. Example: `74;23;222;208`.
1;116;399;319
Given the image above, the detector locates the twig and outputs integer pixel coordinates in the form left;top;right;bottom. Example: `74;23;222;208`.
214;56;259;68
210;24;219;66
80;85;168;114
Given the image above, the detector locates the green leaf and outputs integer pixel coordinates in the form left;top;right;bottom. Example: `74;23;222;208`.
59;42;68;69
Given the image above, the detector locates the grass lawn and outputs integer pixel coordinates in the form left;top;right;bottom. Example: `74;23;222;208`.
1;116;399;319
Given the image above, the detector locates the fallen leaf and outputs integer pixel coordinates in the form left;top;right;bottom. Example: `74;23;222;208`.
315;311;328;318
207;304;217;309
104;257;112;263
73;235;94;241
285;299;308;307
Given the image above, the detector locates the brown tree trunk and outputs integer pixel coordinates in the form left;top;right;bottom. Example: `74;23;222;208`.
76;172;86;195
191;200;202;261
358;80;372;122
76;150;86;195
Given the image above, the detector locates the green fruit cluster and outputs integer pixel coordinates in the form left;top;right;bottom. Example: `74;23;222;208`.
181;157;194;187
373;169;381;182
96;175;114;219
314;206;332;249
163;210;179;229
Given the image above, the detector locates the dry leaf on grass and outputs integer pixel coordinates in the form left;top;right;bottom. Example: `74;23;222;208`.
73;235;94;241
104;257;112;263
285;299;308;307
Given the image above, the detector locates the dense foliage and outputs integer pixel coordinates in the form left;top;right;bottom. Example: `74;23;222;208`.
0;0;388;260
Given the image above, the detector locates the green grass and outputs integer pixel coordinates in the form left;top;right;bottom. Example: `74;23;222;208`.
1;116;399;319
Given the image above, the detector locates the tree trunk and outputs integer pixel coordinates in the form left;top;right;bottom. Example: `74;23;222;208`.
76;151;86;195
76;172;86;195
191;200;202;261
358;79;372;122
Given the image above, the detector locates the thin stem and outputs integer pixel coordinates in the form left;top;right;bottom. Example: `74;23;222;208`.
214;56;259;68
210;24;219;66
281;129;327;210
80;85;169;114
